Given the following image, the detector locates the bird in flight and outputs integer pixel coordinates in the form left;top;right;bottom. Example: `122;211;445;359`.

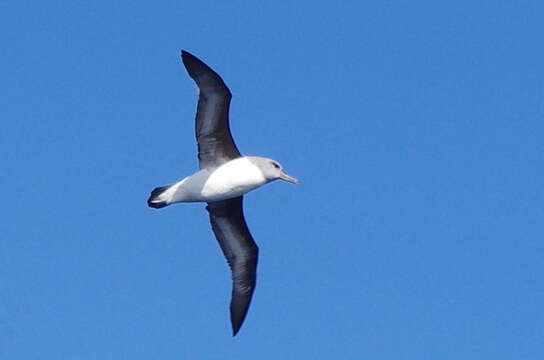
147;50;298;336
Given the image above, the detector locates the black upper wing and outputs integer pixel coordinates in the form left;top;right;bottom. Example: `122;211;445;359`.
206;196;258;336
181;51;241;169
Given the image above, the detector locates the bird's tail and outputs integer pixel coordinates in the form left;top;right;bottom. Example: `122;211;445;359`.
147;185;173;209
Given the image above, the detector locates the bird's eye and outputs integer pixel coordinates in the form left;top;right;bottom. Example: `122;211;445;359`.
272;163;280;169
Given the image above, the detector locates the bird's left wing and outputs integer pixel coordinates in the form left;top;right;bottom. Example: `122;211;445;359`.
181;50;241;169
206;196;258;336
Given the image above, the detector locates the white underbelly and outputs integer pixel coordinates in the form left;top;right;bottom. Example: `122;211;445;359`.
201;178;260;201
170;157;267;203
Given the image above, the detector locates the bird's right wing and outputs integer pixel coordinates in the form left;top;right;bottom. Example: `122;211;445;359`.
206;196;258;336
181;51;241;169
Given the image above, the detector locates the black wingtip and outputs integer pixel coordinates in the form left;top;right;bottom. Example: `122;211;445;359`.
232;323;242;337
180;49;203;70
229;288;255;337
180;50;227;88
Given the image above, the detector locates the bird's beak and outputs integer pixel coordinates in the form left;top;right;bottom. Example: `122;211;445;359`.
279;170;299;184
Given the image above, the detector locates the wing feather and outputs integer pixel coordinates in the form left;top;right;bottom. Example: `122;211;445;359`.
206;196;258;336
181;51;241;169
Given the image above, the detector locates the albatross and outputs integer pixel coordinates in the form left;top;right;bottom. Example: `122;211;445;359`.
147;50;298;336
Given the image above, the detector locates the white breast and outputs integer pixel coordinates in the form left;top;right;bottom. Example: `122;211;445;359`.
169;157;267;203
201;157;267;201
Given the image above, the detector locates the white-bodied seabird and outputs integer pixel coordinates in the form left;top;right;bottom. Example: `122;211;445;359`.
147;50;298;336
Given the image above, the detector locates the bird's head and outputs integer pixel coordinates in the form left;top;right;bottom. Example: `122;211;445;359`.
252;157;299;184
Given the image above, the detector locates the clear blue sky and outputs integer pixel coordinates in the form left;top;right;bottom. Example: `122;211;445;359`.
2;1;543;358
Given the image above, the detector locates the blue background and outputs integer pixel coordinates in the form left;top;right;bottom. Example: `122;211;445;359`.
2;1;543;358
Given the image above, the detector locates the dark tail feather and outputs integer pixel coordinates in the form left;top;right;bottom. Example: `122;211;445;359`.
147;185;170;209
